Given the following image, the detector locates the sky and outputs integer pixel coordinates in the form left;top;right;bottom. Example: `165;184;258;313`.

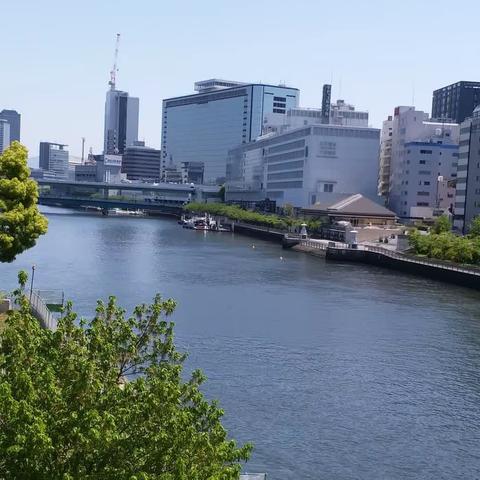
2;0;480;159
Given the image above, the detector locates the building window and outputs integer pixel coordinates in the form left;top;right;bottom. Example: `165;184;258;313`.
417;191;430;196
419;160;426;164
323;183;333;193
420;149;433;154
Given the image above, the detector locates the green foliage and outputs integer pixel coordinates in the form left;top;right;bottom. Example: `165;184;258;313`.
17;270;28;289
0;290;251;479
0;142;48;262
432;215;451;234
408;229;480;265
468;216;480;237
283;203;294;217
185;202;297;230
218;185;225;203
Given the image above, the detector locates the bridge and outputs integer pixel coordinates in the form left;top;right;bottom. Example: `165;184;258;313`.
36;179;220;215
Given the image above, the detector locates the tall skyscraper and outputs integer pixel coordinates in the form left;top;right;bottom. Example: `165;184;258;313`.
161;79;300;184
0;109;20;143
39;142;69;178
104;90;139;154
432;81;480;123
0;119;10;154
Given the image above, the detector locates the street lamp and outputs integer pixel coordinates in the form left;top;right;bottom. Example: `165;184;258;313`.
29;264;36;303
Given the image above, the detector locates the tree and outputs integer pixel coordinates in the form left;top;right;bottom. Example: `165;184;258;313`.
218;185;225;203
468;215;480;237
0;142;48;262
0;285;251;479
432;214;451;234
283;203;294;218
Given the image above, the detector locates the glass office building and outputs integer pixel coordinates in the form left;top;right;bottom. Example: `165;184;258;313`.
161;79;299;184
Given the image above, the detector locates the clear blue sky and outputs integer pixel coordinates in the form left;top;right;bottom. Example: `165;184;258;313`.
2;0;479;158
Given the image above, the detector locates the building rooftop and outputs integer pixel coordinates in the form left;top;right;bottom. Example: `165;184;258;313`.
303;193;396;218
194;79;247;92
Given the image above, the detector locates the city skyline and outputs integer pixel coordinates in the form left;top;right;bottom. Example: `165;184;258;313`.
2;0;479;159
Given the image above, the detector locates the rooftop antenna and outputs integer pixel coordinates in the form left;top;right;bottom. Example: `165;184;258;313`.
81;137;85;163
109;33;121;90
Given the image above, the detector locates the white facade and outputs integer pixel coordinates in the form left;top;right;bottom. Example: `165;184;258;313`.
39;142;69;178
330;100;369;127
0;119;10;154
227;124;380;208
378;116;393;197
387;106;459;218
104;89;139;154
264;100;369;134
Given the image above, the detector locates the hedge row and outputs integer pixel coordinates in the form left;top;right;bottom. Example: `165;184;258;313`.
409;230;480;265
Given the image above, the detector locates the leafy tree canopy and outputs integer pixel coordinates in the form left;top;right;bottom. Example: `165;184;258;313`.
0;287;251;479
0;141;48;262
468;215;480;237
432;214;451;234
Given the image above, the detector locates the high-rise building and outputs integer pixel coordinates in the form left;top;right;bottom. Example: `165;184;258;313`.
432;81;480;123
39;142;69;178
122;141;161;181
161;79;300;184
104;90;139;154
0;120;11;154
453;106;480;232
378;116;393;198
387;106;459;218
0;109;20;143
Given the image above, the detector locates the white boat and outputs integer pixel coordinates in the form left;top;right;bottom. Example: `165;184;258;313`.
109;208;145;217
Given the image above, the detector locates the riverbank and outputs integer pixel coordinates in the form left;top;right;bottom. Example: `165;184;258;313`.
4;209;480;478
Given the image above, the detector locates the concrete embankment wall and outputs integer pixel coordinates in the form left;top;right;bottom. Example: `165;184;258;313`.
232;223;285;243
326;248;480;290
291;244;326;258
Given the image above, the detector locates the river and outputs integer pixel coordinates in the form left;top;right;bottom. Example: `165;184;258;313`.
1;208;480;479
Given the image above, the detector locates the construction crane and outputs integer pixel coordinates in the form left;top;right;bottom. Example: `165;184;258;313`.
109;33;121;90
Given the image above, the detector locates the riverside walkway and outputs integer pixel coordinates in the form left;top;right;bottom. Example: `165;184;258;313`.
297;238;480;289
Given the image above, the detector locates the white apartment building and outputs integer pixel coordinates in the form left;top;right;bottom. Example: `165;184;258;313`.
378;116;393;197
226;124;380;208
387;106;459;218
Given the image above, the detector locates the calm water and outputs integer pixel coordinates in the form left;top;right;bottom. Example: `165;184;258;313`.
2;208;480;479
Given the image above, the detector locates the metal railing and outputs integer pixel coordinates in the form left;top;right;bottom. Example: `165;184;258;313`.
29;291;57;330
301;240;328;250
234;222;287;235
340;244;480;276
